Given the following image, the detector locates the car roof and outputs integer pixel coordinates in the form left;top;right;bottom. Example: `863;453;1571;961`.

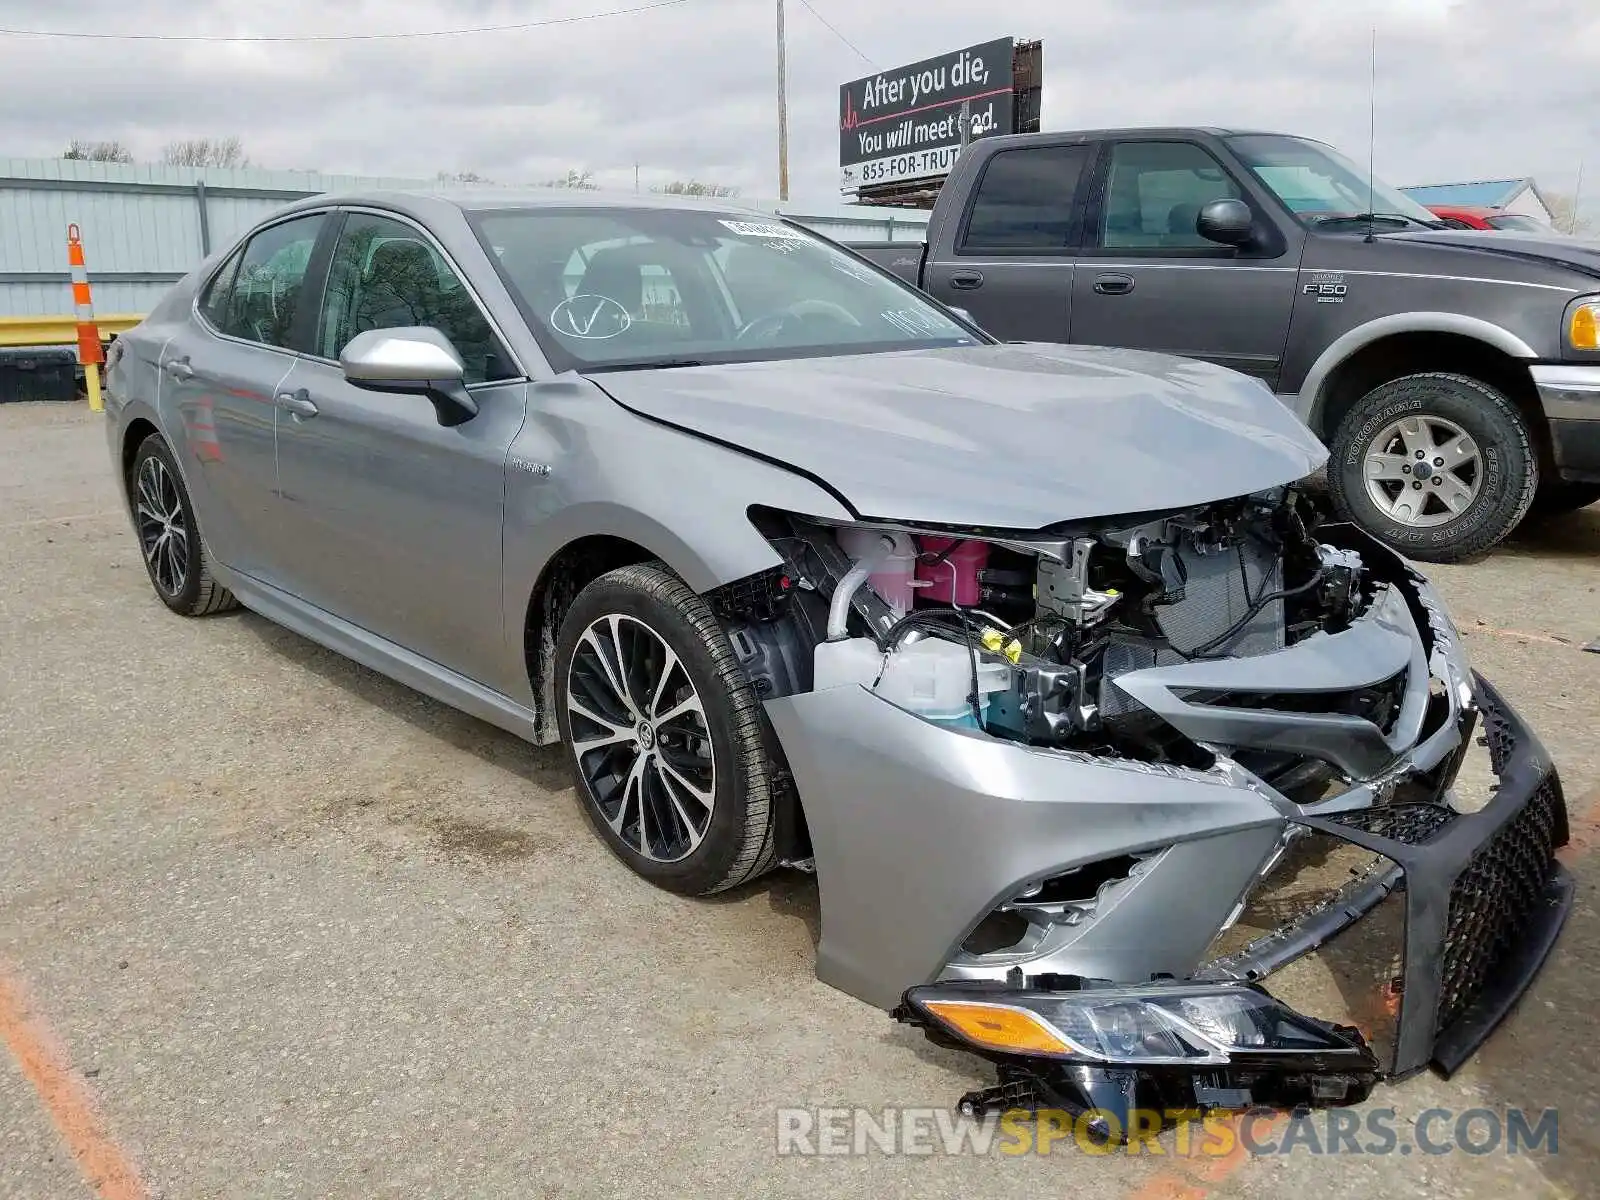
273;187;770;220
976;126;1289;143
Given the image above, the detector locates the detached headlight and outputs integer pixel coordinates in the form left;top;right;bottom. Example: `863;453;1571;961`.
902;981;1369;1066
1568;299;1600;351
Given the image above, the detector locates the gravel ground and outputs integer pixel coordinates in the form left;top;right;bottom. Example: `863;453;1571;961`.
1;401;1596;1199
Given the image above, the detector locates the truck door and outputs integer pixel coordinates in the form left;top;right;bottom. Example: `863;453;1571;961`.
922;142;1093;342
1069;138;1303;389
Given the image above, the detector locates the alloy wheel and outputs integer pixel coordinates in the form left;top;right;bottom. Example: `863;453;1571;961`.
134;456;190;596
1362;414;1482;528
565;614;716;863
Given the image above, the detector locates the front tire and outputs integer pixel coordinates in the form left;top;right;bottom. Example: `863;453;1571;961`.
1327;372;1537;562
554;563;779;896
127;434;238;616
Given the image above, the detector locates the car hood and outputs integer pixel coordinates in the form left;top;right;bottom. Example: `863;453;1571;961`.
1384;229;1600;279
589;343;1327;529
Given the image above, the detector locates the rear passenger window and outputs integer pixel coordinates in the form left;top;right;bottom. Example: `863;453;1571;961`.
960;146;1090;252
207;214;326;348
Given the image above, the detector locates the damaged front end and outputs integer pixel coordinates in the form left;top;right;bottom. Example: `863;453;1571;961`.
730;488;1570;1132
891;673;1571;1134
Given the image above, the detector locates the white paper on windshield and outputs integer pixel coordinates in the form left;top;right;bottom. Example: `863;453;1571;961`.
718;220;809;240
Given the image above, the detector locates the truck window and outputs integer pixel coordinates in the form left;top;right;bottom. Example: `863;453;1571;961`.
959;146;1090;253
1098;142;1242;250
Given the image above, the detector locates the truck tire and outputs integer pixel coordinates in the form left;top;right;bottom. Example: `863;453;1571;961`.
553;562;779;896
1327;373;1537;562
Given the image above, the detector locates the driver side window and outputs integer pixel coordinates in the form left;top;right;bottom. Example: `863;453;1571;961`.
318;213;513;384
1099;141;1243;250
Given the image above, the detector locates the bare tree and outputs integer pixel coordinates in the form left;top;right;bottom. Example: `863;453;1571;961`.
62;139;134;163
436;170;493;185
654;179;741;198
160;136;250;169
541;168;598;190
1544;191;1592;236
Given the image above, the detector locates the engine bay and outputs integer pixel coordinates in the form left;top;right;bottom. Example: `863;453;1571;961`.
738;488;1377;786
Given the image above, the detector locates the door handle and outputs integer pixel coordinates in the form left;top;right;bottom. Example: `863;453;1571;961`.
1092;273;1135;296
163;356;193;381
948;271;984;291
275;389;319;418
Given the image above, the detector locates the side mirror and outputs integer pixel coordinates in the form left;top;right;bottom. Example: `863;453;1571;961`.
339;327;478;427
1196;198;1255;247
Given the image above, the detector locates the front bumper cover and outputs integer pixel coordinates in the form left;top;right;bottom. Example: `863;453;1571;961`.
1532;363;1600;482
891;675;1570;1126
765;526;1570;1120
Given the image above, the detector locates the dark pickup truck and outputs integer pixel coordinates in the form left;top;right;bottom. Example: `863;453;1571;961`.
850;127;1600;560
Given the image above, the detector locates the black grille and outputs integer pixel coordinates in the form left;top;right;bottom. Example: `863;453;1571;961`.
1437;778;1564;1031
1175;669;1408;739
1481;698;1517;776
1331;801;1457;845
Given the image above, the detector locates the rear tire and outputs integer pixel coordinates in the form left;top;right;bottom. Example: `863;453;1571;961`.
1327;372;1537;562
554;563;779;896
127;434;238;616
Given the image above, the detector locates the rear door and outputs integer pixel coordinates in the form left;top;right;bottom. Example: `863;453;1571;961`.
922;142;1094;341
1068;138;1303;387
158;211;330;582
272;209;527;690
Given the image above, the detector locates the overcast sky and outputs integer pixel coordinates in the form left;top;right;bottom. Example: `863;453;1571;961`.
0;0;1593;211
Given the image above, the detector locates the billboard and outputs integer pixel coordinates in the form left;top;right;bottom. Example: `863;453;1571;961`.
839;38;1015;192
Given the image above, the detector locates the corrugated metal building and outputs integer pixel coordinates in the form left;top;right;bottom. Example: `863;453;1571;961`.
0;156;929;320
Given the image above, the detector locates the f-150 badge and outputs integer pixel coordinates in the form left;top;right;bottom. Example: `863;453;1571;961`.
1302;271;1348;303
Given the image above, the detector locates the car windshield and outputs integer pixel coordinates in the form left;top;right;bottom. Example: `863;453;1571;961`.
467;206;980;372
1226;134;1440;228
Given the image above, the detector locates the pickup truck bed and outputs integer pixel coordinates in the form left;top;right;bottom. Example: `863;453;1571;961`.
846;242;925;287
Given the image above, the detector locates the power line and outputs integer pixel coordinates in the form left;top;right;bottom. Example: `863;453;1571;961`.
0;0;688;43
794;0;876;69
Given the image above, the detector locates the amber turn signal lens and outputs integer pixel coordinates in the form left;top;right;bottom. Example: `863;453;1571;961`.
922;1000;1076;1056
1571;303;1600;350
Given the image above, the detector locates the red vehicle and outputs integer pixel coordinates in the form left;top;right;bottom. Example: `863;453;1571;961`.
1425;204;1553;232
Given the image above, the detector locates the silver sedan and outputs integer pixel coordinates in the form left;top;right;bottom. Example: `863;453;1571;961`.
104;190;1572;1128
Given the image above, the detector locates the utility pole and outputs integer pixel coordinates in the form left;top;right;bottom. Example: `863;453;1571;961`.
776;0;790;200
1572;160;1586;235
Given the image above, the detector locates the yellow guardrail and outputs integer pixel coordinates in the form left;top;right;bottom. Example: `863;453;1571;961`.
0;313;145;349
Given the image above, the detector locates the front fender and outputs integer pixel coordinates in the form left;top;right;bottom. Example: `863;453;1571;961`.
499;378;853;703
1296;312;1538;430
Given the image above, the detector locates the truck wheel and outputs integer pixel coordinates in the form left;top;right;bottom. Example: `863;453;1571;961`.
553;563;779;896
1328;373;1537;562
1529;481;1600;516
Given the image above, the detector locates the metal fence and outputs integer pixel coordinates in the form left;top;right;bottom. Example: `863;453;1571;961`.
0;157;929;327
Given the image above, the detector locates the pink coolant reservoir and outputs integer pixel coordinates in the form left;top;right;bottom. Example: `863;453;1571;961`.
915;537;989;606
